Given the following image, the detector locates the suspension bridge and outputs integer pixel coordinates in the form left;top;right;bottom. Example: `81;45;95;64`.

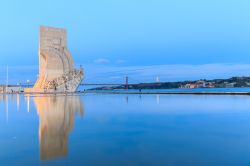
0;66;161;90
18;76;137;89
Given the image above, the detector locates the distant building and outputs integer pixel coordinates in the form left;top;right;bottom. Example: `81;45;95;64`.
181;81;215;89
225;83;235;88
0;85;23;93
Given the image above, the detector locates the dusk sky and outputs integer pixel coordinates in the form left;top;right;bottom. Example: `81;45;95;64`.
1;0;250;83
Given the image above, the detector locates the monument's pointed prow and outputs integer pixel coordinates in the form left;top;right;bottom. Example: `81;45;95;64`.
25;26;84;93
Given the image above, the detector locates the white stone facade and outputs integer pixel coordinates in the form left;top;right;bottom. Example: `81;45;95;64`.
25;26;84;93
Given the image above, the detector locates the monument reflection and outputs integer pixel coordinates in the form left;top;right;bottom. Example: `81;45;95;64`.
34;95;84;160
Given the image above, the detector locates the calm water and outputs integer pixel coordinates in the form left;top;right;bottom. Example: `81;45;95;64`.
83;87;250;93
1;93;250;165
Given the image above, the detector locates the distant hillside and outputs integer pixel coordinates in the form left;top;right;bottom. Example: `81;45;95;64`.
91;76;250;90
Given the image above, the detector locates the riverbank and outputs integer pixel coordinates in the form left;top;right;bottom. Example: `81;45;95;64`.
82;91;250;95
2;87;250;95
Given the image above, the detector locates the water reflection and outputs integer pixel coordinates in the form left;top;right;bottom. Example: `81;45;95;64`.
156;95;160;104
26;94;30;113
17;94;20;111
3;94;250;165
34;95;84;160
5;95;8;124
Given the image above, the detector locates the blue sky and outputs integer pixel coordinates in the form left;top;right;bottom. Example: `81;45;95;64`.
1;0;250;83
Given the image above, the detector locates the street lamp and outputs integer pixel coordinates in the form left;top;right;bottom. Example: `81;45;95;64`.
26;80;30;87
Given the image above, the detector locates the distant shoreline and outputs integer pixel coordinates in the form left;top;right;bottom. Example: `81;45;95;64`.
91;76;250;90
82;91;250;95
1;86;250;95
1;91;250;96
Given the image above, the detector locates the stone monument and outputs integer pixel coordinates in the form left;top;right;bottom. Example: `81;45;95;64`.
25;26;84;93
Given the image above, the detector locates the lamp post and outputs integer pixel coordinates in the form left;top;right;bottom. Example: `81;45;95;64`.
27;80;30;87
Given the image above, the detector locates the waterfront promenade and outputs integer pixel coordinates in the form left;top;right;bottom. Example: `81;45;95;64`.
2;90;250;95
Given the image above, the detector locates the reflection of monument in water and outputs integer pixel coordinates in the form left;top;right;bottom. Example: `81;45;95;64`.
34;95;84;160
25;26;84;93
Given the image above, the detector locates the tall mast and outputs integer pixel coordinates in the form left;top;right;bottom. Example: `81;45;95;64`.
6;65;8;92
6;65;8;123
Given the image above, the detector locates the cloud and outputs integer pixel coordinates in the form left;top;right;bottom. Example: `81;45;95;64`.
116;59;127;64
94;58;110;64
93;58;127;65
